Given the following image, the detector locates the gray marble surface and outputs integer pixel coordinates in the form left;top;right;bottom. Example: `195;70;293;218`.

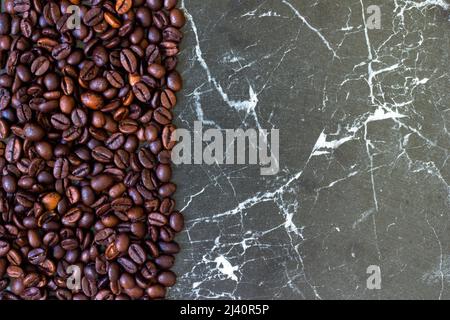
169;0;450;300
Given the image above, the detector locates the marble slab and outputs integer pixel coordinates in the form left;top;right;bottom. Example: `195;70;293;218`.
169;0;450;300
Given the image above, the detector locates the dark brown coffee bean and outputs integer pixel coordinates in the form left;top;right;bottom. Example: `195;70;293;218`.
0;240;10;257
52;43;71;60
92;146;113;163
81;92;104;110
170;212;184;232
128;244;146;264
148;63;166;79
106;133;125;150
80;61;99;81
156;164;172;182
91;174;115;192
155;255;175;269
118;119;139;134
167;71;182;92
50;113;70;130
158;270;176;287
83;7;104;26
133;82;151;103
31;57;50;76
23;123;45;141
62;126;82;142
120;49;137;73
118;257;137;274
13;0;31;14
5;136;21;163
158;183;177;197
53;158;69;179
153;107;173;125
148;213;168;227
28;248;46;265
71;108;88;127
161;89;177;109
138;148;156;169
162;124;177;150
169;8;186;28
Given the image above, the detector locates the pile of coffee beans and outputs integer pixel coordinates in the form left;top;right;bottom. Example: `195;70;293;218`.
0;0;185;300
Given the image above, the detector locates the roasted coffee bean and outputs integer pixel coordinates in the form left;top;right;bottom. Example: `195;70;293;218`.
31;57;50;76
5;137;21;163
51;113;71;130
153;107;173;125
92;146;113;163
160;89;177;109
117;257;137;274
52;43;71;60
23;123;45;142
53;158;69;179
133;82;151;103
91;174;114;193
120;49;137;73
27;248;46;265
0;241;10;257
116;0;132;14
83;7;104;26
105;70;125;88
106;133;125;150
81;92;104;110
71;108;88;127
0;0;185;300
128;244;146;265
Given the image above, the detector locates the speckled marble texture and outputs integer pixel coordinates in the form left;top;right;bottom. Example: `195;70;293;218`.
169;0;450;299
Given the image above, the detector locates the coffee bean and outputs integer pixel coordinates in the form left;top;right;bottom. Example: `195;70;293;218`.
153;107;173;125
71;108;88;127
50;113;70;130
83;7;104;27
0;241;11;257
23;123;45;142
158;270;176;287
81;92;104;110
53;158;69;179
155;255;175;269
120;49;137;73
91;174;115;192
106;133;125;150
105;70;125;88
148;63;166;79
5;136;21;163
27;248;46;265
118;257;137;274
128;244;146;264
133;82;151;103
158;183;177;197
92;146;113;163
160;89;177;109
2;175;18;195
52;43;71;60
167;71;183;91
12;0;31;14
116;0;132;14
30;57;50;76
0;0;185;300
170;212;184;232
156;164;172;182
80;61;99;81
170;8;186;28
